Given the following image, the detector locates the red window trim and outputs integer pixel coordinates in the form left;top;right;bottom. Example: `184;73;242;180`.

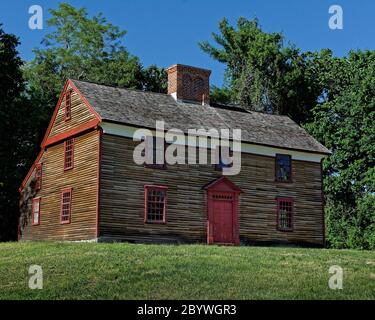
35;163;42;190
60;187;73;224
275;154;293;183
276;197;294;232
144;185;168;224
65;89;72;121
31;197;41;226
64;138;75;171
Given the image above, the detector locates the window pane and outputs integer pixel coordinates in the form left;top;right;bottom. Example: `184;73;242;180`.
32;199;40;225
61;190;72;223
276;155;291;182
145;187;166;223
64;139;74;169
278;199;293;230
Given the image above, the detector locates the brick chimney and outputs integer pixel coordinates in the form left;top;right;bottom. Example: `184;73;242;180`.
166;64;211;104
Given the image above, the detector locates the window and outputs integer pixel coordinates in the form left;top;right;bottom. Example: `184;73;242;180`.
144;136;166;169
277;198;293;231
65;90;72;120
144;185;167;223
60;188;72;224
32;198;41;225
64;138;74;170
275;154;292;182
35;163;42;190
215;145;233;170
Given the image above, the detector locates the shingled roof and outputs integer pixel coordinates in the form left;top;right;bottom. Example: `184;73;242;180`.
73;79;330;155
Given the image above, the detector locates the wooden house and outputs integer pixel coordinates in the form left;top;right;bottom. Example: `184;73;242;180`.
19;64;330;246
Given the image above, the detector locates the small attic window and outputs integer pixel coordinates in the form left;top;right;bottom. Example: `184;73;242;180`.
65;90;72;120
35;163;42;190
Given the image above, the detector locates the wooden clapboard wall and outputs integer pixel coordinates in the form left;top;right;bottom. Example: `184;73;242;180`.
20;130;99;241
49;84;97;138
19;81;100;241
99;134;324;246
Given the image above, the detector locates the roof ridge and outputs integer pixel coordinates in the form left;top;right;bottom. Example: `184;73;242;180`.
72;78;330;154
70;78;172;98
73;79;294;119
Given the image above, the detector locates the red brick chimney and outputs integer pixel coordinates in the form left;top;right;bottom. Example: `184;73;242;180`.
166;64;211;104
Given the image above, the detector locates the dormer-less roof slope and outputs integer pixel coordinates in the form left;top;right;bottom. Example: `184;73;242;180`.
73;79;330;155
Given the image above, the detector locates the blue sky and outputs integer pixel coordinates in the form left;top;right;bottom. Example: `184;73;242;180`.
0;0;374;86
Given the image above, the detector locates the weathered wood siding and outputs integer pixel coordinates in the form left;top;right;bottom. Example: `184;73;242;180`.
49;84;97;138
99;134;324;245
20;130;100;241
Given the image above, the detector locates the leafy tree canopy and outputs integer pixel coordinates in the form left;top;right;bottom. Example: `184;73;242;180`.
305;50;375;249
0;24;37;241
24;2;167;148
200;17;322;124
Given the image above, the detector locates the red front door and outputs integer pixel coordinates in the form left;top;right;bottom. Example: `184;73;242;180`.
204;176;241;245
212;196;233;243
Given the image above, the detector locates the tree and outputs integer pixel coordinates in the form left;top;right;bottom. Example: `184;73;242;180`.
305;50;375;249
0;25;37;241
24;3;143;133
141;65;167;93
24;2;167;162
200;17;320;123
202;17;375;249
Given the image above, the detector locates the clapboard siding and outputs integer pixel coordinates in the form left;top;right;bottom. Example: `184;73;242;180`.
99;134;324;245
20;130;99;241
49;84;96;138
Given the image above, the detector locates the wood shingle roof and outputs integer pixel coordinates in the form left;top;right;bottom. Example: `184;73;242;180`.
73;79;330;155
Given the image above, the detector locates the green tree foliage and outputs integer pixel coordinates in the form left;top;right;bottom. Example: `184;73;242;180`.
1;4;168;241
305;50;375;249
24;3;166;143
0;25;37;241
199;18;320;123
209;85;233;105
202;18;374;249
141;65;167;93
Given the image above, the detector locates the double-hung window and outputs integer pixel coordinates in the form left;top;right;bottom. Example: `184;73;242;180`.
144;136;166;169
277;198;294;231
144;185;167;223
35;163;42;190
275;154;292;182
32;198;41;225
64;139;74;170
60;188;72;224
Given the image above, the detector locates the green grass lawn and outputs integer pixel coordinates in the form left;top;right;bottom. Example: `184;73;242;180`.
0;242;374;300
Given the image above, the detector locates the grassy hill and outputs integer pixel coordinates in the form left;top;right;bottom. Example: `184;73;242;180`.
0;242;374;300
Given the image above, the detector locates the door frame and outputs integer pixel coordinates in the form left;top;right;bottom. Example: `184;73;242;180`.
203;176;242;245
